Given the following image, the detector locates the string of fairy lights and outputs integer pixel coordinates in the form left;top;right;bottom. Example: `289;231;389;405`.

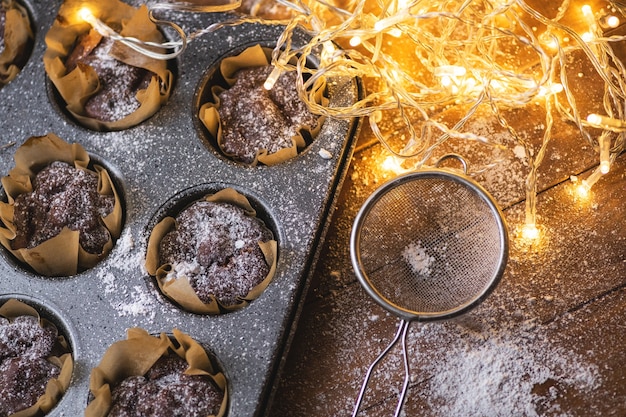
77;0;626;242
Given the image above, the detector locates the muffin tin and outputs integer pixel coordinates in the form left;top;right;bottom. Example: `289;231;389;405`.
0;1;362;416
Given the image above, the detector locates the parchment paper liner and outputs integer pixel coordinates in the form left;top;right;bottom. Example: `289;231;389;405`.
198;44;327;166
43;0;173;131
145;188;277;315
0;133;123;276
0;298;73;417
85;328;228;417
0;0;33;88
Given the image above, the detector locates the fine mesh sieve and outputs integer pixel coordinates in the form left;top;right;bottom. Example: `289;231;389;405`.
350;155;508;417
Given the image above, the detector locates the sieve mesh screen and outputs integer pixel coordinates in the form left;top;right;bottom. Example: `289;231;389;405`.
356;175;504;315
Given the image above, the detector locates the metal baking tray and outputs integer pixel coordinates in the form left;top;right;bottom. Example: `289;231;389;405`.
0;1;362;415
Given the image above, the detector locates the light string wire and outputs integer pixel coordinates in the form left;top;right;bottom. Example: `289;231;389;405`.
80;1;242;59
266;0;626;233
81;0;626;235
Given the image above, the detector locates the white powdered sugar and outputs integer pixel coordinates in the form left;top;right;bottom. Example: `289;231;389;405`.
165;260;201;282
420;319;601;416
114;285;156;320
98;228;157;319
402;241;434;276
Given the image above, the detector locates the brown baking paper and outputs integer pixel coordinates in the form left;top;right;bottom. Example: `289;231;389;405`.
198;44;327;166
0;298;73;417
43;0;173;131
85;327;228;417
0;133;123;276
145;187;278;315
0;0;33;88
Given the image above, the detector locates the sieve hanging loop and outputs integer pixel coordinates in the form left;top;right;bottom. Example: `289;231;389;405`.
350;159;508;416
434;153;468;173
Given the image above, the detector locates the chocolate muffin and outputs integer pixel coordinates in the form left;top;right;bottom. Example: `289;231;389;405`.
0;0;33;88
217;65;319;164
64;31;154;122
44;0;173;131
158;200;273;307
0;315;61;417
108;354;224;417
11;160;115;255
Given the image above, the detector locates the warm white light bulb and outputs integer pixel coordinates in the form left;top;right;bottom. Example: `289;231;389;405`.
388;28;403;38
576;182;591;198
434;65;467;77
350;36;362;47
538;83;563;97
539;32;559;50
582;32;594;42
586;113;603;125
78;7;97;26
586;114;626;131
607;15;620;28
264;66;282;90
440;75;452;87
76;6;117;38
381;156;404;174
521;223;540;241
374;20;387;31
600;161;610;174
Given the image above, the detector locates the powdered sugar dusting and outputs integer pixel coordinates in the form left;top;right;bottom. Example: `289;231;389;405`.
275;290;603;417
115;285;156;320
98;228;156;319
422;320;600;416
402;241;434;276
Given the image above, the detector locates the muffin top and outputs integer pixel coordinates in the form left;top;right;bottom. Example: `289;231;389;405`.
108;354;224;417
12;161;115;254
218;65;318;164
65;32;153;122
159;200;273;306
0;315;62;417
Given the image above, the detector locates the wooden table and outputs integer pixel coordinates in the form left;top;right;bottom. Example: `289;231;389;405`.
266;85;626;417
247;2;626;414
270;122;626;417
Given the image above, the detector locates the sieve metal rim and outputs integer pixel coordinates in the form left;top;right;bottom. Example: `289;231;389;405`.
350;167;509;322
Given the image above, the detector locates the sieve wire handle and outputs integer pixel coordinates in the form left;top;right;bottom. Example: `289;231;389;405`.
351;319;412;417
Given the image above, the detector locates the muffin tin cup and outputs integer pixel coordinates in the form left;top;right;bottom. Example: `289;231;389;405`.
0;0;34;88
0;1;362;416
0;295;75;416
0;134;124;277
145;185;279;315
195;43;327;166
